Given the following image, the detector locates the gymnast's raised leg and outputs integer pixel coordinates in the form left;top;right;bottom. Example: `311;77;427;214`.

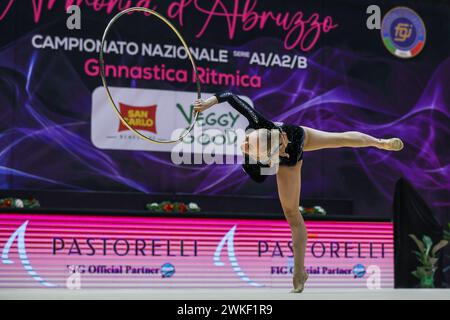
301;126;404;152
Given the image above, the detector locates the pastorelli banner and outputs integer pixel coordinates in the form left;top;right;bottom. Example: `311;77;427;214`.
0;214;393;289
0;0;449;217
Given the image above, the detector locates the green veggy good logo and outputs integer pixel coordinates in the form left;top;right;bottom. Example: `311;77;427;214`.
176;103;240;128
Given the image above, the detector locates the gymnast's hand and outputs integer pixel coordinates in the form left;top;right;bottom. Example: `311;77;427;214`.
193;96;218;113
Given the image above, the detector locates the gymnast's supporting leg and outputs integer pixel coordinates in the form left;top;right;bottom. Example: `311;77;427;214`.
276;160;308;293
301;126;404;152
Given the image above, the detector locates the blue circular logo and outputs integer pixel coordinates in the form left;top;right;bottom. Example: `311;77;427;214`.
161;263;175;278
381;7;426;58
353;264;366;278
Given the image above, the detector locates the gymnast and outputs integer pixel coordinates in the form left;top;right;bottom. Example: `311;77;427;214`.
193;91;403;293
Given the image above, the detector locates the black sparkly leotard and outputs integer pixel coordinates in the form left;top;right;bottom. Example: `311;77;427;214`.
214;91;305;183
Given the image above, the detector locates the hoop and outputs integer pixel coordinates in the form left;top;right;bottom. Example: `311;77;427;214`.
99;7;201;144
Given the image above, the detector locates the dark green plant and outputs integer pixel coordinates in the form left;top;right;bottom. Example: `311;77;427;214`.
444;223;450;241
409;234;448;288
444;224;450;274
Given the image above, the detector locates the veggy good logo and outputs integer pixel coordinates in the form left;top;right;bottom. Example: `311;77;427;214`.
381;7;426;58
118;103;157;133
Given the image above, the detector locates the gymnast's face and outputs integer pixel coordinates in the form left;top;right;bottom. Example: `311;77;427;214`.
240;129;277;164
240;131;259;159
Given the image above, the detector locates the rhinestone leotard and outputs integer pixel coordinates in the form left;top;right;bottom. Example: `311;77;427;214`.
214;91;305;183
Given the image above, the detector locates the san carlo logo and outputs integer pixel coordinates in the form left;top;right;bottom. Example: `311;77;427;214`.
381;7;426;59
118;102;157;134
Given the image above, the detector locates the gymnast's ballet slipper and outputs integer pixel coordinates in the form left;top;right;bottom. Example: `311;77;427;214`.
290;272;309;293
380;138;404;151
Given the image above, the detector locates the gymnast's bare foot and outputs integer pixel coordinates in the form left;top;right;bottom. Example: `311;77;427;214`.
378;138;404;151
291;270;309;293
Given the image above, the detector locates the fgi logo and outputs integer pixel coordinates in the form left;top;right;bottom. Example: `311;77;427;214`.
213;225;263;287
2;221;56;287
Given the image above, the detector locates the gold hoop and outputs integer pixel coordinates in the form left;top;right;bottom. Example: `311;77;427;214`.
99;7;201;144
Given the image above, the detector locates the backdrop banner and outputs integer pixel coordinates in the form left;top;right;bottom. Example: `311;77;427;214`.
0;0;448;217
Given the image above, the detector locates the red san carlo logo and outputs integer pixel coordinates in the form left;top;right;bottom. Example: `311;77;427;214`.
381;7;426;59
118;103;157;134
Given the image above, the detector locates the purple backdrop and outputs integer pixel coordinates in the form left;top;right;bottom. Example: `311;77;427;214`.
0;0;448;217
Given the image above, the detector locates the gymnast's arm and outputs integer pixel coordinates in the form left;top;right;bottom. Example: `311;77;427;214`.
193;91;276;129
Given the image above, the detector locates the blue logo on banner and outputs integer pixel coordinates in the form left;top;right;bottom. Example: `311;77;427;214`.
353;264;366;278
214;225;263;287
2;221;56;287
161;263;175;278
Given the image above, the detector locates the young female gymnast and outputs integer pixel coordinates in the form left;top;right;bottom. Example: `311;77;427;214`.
193;91;403;293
